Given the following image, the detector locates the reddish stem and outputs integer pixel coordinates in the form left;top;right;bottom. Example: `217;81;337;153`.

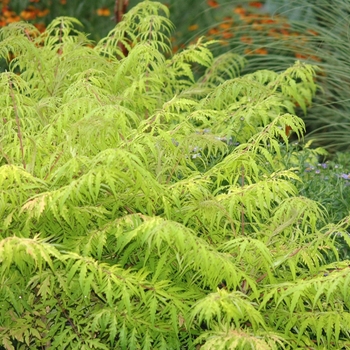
114;0;129;57
9;78;26;169
240;165;245;236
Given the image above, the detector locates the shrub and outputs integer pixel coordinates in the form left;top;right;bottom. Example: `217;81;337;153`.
1;1;350;348
3;1;350;152
286;143;350;236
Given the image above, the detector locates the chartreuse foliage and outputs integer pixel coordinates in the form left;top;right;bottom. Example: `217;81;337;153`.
1;1;350;349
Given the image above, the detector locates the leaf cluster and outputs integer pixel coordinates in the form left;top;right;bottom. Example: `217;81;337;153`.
1;1;350;349
181;0;350;152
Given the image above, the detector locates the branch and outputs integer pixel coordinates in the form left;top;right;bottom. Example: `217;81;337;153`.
8;77;26;169
114;0;129;57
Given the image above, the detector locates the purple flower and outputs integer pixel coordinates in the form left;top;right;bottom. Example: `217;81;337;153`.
340;173;350;179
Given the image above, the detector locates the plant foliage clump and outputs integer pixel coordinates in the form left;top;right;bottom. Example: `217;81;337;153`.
1;1;350;349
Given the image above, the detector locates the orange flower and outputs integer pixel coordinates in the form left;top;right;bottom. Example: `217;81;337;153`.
221;31;234;39
208;27;219;35
254;47;268;55
97;7;111;16
295;53;308;59
240;35;253;44
252;21;263;31
34;22;46;32
241;13;259;24
188;24;199;31
219;22;232;30
260;18;276;25
280;29;290;36
310;55;321;62
37;9;50;17
20;9;37;21
249;1;263;8
60;0;67;4
3;9;15;18
245;47;268;55
6;16;20;23
233;6;246;15
207;0;219;8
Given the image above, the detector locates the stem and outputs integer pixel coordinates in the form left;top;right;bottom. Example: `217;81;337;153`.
23;28;33;42
44;151;63;181
114;0;129;23
240;165;245;236
57;297;82;340
57;18;63;55
114;0;129;57
37;59;53;96
166;155;182;184
9;78;26;169
0;146;11;165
